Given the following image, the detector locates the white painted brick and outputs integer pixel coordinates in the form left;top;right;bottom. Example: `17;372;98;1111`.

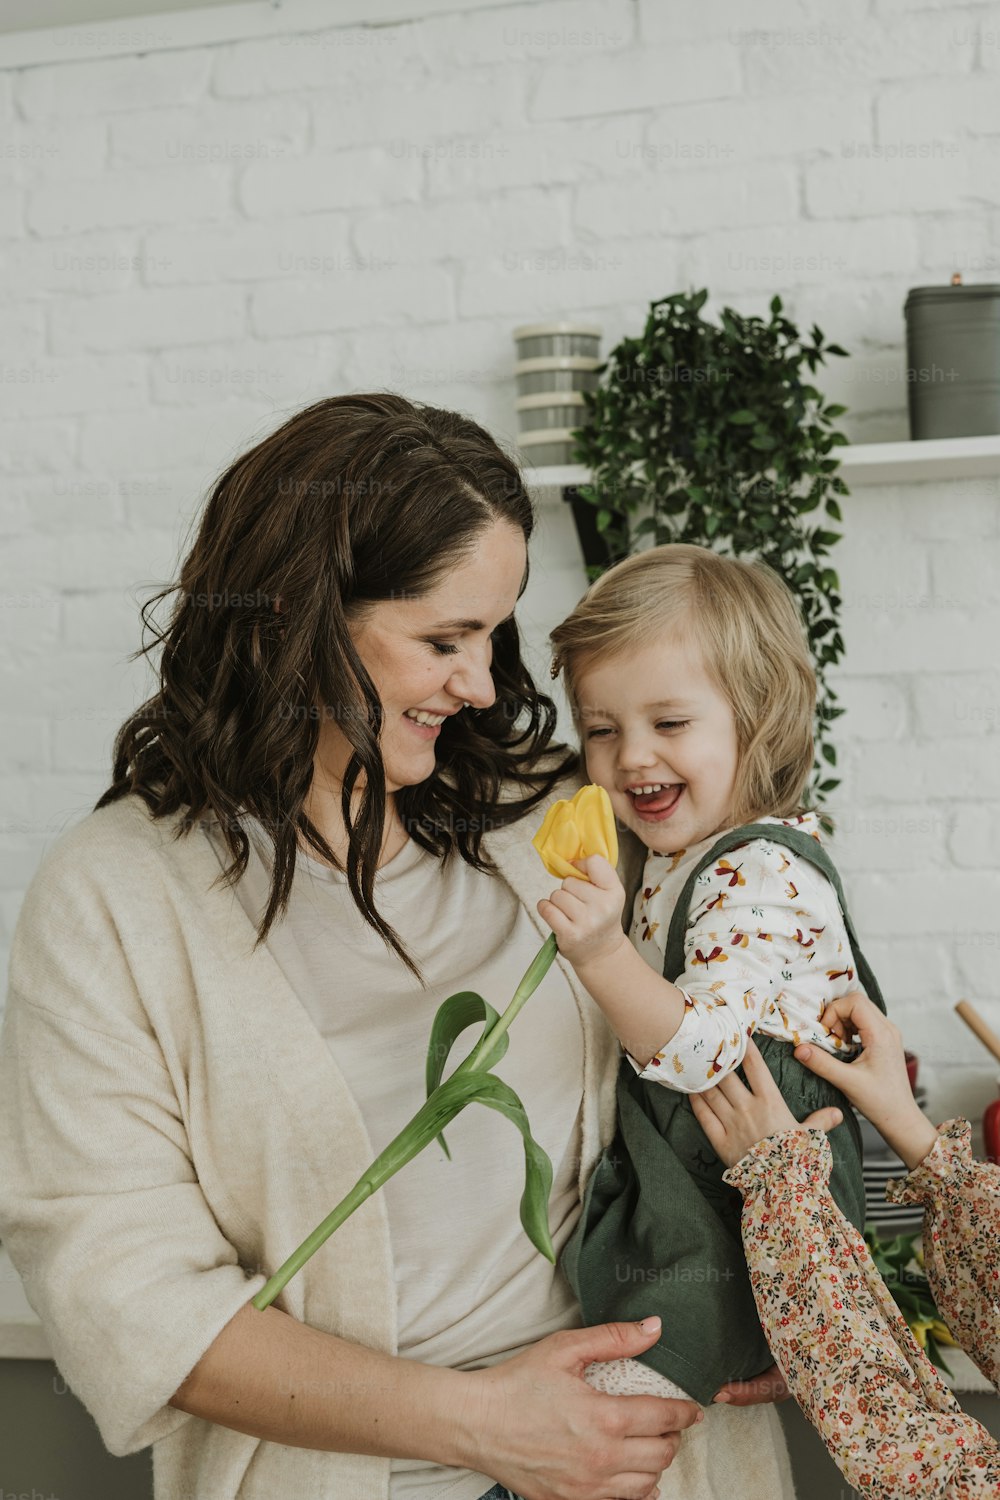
62;590;155;653
353;186;568;265
458;237;684;320
0;232;143;298
805;147;968;220
240;147;421;216
842;608;1000;675
912;671;1000;741
949;804;1000;869
640;91;875;167
11;473;125;531
742;15;973;95
340;317;515;392
828;675;910;742
425;115;645;198
212;28;425;99
52;708;123;773
931;541;1000;609
0;185;23;238
0;840;52;892
0;591;60;651
828;801;947;872
954;936;1000;999
850;870;1000;935
0;774;109;842
851;737;1000;802
250;265;453;337
0;118;106;185
50;285;246;354
0;718;48;774
0;355;146;418
531;43;742;121
27;164;229;236
820;346;933;418
855;936;955;1006
0;74;10;120
894;479;1000;542
0;649;134;720
639;0;870;47
413;0;633;66
792;282;904;351
980;21;1000;70
109;97;309;169
0;422;76;476
0;305;45;358
919;214;1000;279
574;163;798;239
17;51;211;119
143;213;352;285
1;530;181;595
150;337;348;408
878;76;1000;143
311;68;524;152
679;217;920;294
116;469;209;529
80;404;264;475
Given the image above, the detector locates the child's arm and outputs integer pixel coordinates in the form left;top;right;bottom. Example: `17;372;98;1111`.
536;853;689;1065
690;1046;1000;1498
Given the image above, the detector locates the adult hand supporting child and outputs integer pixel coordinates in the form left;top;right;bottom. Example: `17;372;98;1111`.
689;1035;844;1171
793;991;940;1171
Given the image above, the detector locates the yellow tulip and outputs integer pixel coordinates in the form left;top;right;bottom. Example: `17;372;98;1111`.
532;784;619;881
911;1317;958;1349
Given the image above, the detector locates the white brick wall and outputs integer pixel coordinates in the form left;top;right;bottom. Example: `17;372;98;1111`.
2;0;1000;1118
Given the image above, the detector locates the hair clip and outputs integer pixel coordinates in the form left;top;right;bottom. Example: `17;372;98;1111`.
549;659;561;680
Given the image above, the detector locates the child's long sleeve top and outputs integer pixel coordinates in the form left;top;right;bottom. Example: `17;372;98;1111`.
627;812;862;1092
723;1119;1000;1499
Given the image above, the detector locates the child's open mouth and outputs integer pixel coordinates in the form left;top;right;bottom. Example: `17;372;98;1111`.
627;783;684;820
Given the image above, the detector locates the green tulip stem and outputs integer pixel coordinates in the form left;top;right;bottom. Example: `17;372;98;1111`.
462;932;558;1074
251;1088;460;1311
250;933;559;1312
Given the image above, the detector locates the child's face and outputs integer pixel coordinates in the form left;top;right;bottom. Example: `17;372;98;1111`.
575;636;740;856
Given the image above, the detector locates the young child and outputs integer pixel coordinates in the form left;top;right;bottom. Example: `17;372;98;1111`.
539;542;887;1408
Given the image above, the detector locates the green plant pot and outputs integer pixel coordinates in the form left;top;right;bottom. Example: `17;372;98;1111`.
905;282;1000;439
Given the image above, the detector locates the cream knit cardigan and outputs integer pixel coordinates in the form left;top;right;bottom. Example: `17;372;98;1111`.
0;771;794;1500
1;768;797;1494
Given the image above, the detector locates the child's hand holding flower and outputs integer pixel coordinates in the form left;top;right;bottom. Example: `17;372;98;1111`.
533;786;626;969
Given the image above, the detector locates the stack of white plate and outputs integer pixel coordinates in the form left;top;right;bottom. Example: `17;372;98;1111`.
859;1087;928;1233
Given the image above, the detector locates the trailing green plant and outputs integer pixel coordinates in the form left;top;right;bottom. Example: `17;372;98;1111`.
863;1225;956;1376
570;288;850;812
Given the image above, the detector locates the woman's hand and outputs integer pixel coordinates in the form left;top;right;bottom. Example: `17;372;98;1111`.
537;854;628;970
689;1035;843;1170
464;1315;703;1500
794;991;939;1171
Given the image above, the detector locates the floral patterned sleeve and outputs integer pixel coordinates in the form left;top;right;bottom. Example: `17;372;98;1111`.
723;1127;1000;1499
885;1118;1000;1390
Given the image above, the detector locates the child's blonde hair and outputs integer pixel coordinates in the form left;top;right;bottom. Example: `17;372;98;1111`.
550;543;816;824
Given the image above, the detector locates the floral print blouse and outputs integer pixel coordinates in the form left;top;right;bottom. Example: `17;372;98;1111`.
626;813;861;1092
724;1118;1000;1498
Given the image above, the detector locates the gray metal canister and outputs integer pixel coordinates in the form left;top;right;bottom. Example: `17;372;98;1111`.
905;280;1000;439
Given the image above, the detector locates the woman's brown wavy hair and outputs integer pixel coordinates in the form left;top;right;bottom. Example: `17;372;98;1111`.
96;393;577;976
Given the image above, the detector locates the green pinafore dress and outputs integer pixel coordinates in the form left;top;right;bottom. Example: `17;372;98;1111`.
560;821;887;1406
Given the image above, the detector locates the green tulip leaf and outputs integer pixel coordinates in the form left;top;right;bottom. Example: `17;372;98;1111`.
425;991;506;1158
468;1073;556;1263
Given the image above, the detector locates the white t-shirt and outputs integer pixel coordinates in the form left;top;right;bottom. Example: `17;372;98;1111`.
205;816;586;1500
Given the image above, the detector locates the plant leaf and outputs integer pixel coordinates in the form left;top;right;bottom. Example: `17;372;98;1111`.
468;1072;556;1262
425;991;506;1158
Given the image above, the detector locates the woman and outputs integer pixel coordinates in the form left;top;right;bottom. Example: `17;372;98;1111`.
693;991;1000;1498
0;395;793;1500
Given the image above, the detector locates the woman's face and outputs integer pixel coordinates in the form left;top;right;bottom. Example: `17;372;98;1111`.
319;519;529;796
